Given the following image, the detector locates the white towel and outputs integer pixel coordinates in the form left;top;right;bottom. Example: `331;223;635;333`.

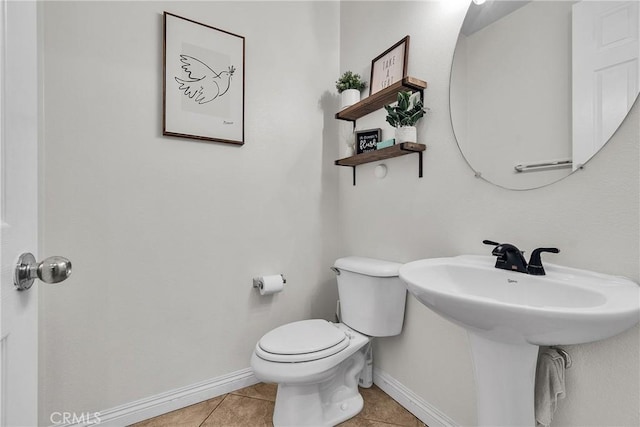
535;348;567;427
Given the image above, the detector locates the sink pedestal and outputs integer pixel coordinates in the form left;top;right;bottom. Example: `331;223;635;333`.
468;332;539;426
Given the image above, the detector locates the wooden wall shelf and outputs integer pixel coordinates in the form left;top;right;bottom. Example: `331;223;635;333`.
335;142;426;185
335;76;427;122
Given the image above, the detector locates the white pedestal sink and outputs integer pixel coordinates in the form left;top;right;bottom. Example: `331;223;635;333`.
399;255;640;426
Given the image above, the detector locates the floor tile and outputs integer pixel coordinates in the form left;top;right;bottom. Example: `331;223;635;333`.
231;382;278;402
129;395;224;427
132;383;425;427
338;418;415;427
201;394;274;427
356;385;424;426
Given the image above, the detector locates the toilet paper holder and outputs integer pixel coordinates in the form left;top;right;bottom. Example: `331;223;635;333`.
252;274;287;289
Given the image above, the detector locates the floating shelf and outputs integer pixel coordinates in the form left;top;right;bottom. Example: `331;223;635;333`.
335;76;427;122
335;142;426;185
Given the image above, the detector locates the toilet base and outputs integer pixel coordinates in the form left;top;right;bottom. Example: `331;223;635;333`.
272;350;366;427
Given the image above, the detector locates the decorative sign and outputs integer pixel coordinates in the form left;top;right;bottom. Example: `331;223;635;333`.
163;12;245;145
370;36;410;96
356;128;382;155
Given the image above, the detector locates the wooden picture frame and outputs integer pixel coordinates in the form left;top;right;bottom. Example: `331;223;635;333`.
369;36;410;96
355;128;382;155
163;12;245;145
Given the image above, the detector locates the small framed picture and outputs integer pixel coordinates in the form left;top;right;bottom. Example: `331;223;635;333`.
369;36;410;96
356;128;382;155
163;12;245;145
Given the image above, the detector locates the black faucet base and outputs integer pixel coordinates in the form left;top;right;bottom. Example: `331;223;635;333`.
494;258;528;273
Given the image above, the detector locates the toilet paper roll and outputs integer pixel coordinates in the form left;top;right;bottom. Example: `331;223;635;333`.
259;275;285;296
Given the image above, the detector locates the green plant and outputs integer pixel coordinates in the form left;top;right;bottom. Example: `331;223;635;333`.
384;91;426;128
335;71;367;93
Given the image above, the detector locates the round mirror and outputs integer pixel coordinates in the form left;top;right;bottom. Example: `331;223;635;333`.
450;0;640;189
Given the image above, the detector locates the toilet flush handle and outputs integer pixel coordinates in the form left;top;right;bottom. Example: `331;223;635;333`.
330;267;341;275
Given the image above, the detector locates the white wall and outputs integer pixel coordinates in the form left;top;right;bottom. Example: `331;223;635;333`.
340;1;639;426
39;1;640;426
39;1;340;422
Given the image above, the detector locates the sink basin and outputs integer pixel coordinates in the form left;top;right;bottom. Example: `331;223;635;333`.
399;255;639;345
399;255;639;426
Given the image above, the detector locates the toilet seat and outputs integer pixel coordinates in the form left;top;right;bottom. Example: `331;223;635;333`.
256;319;350;363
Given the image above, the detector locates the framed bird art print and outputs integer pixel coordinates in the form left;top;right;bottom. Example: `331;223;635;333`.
163;12;245;145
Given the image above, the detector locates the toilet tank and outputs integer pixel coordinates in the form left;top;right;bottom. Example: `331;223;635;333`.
333;257;407;337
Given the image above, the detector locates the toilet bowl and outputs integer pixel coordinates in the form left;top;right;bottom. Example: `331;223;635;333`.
250;257;407;427
251;320;369;426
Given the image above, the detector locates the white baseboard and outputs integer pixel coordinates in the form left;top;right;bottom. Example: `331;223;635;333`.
51;368;259;427
373;368;458;427
51;366;455;427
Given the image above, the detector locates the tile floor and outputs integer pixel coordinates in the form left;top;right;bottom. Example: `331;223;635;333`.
131;382;426;427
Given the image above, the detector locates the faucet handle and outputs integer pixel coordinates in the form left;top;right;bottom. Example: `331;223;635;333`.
484;241;521;256
527;247;560;276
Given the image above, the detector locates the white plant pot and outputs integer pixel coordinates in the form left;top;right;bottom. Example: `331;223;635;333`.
395;126;417;143
340;89;361;110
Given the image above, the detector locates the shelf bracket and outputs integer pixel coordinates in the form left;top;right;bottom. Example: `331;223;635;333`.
349;150;422;186
335;143;426;186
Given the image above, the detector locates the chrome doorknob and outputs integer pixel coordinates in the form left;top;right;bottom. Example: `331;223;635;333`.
14;253;72;291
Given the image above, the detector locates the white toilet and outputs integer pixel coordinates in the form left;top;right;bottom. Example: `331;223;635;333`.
250;257;407;427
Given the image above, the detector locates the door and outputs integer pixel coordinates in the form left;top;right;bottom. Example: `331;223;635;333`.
572;1;640;170
1;0;40;425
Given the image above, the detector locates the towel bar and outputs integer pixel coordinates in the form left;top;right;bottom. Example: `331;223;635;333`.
514;159;572;172
550;346;572;369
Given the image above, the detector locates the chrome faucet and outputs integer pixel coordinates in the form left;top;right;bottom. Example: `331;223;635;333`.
483;240;559;275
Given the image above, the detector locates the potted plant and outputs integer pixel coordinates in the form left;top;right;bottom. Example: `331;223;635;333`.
384;91;426;143
336;71;367;110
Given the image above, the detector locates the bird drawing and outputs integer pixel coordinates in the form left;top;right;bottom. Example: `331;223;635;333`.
174;55;235;104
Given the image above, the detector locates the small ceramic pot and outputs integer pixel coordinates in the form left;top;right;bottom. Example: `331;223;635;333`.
340;89;361;110
395;126;417;143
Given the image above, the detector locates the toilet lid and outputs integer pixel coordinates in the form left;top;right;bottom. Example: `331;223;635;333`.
256;319;349;363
